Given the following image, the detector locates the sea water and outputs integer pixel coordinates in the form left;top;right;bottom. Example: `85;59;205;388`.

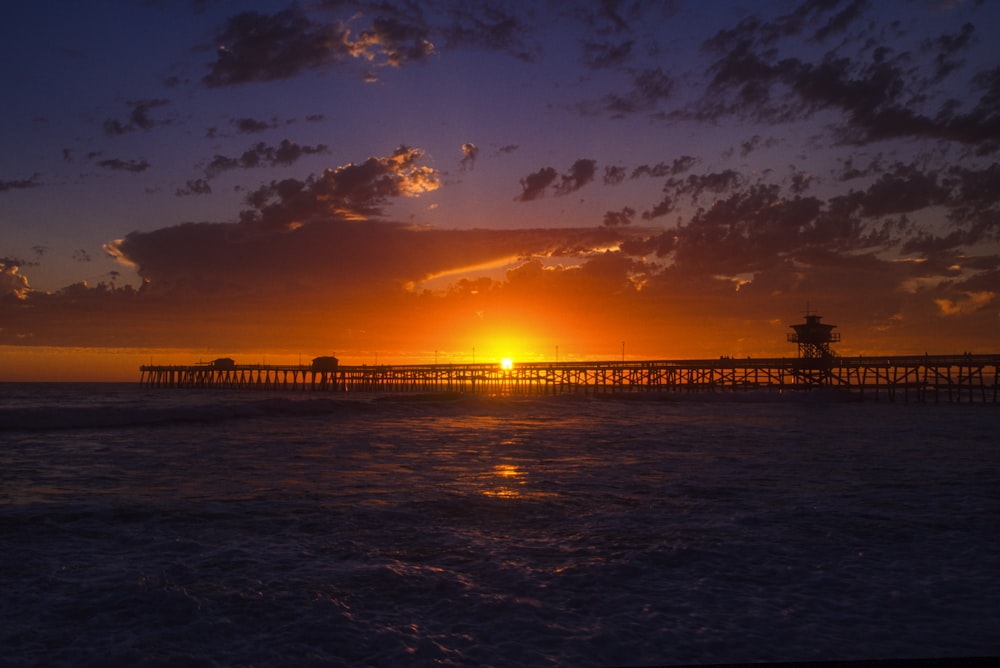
1;383;997;666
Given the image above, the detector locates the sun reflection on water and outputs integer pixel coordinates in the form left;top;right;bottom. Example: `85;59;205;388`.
482;463;526;498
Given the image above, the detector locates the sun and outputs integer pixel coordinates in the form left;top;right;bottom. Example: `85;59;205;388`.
500;357;513;370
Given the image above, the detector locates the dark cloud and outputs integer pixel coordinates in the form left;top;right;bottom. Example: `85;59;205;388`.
204;9;348;86
105;217;630;306
460;143;479;170
515;167;558;202
240;145;439;228
354;13;435;67
641;195;673;221
555;159;597;195
695;3;1000;151
103;99;170;136
603;206;635;226
204;5;435;87
810;0;868;43
788;169;816;194
925;22;976;82
0;174;41;193
666;169;745;201
605;155;1000;306
72;249;92;263
204;140;329;178
581;39;633;70
176;179;212;196
603;165;626;185
739;134;779;157
1;256;28;268
97;158;150;173
515;159;598;201
855;163;949;218
836;155;885;181
630;156;696;179
443;4;537;62
1;259;32;300
233;117;275;134
595;66;673;117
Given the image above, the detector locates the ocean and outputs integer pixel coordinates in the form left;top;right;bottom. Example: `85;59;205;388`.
1;383;997;667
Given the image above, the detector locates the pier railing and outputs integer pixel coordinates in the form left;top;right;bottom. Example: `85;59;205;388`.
140;354;1000;403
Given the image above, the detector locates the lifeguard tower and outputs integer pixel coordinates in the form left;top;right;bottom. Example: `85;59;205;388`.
788;312;840;359
787;311;840;387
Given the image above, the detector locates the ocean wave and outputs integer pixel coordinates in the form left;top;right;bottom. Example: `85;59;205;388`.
0;395;374;432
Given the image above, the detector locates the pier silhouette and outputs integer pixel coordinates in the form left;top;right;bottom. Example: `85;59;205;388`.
139;354;999;404
140;314;999;402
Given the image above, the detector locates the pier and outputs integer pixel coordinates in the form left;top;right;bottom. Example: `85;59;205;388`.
138;315;1000;403
139;354;1000;403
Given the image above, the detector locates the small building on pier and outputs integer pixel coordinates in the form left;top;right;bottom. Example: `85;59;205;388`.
311;356;339;372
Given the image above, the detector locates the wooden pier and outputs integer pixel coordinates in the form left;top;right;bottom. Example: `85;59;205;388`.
139;354;1000;403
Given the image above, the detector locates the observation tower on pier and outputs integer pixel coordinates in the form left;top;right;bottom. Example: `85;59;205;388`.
788;311;840;360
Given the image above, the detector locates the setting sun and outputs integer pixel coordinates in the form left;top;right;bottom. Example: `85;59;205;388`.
500;357;513;370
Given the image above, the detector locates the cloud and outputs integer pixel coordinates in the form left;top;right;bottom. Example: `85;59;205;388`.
555;159;597;195
0;260;31;300
515;167;558;202
739;134;779;157
630;156;696;179
103;99;171;136
592;67;674;117
347;12;435;67
603;206;635;226
203;9;348;86
232;117;276;134
107;219;630;300
240;145;439;227
641;196;674;221
935;291;994;316
925;22;976;82
581;39;633;70
854;163;950;218
460;142;479;170
442;4;537;62
203;140;329;178
693;2;1000;151
603;165;626;185
516;159;597;201
203;5;435;87
97;158;150;173
666;169;745;201
176;179;212;196
788;169;816;194
0;174;41;193
0;218;641;352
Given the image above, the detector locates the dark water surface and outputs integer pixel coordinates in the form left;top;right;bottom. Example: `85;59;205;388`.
2;384;998;666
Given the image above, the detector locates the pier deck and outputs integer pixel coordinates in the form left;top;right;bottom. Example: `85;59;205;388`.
140;354;1000;403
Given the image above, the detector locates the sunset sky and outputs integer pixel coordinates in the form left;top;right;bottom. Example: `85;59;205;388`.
2;0;999;380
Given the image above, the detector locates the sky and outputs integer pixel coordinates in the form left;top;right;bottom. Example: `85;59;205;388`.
1;0;999;380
